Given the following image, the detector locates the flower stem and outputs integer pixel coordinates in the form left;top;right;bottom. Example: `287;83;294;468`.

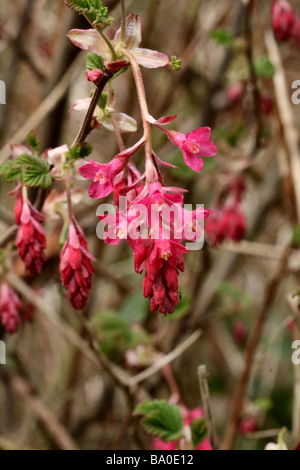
99;29;118;61
72;76;110;146
120;0;126;43
65;168;73;223
122;49;152;160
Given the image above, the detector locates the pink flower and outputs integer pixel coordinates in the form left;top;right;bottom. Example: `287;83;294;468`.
15;192;47;277
85;68;104;84
239;417;258;435
0;284;21;334
154;125;217;172
60;218;95;309
79;138;145;199
68;14;169;70
206;199;246;247
272;0;294;42
232;320;248;345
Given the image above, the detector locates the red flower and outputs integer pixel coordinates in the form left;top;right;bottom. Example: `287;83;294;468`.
0;284;21;334
85;68;104;84
60;218;96;309
272;0;294;42
292;15;300;44
134;237;188;315
239;416;258;435
15;192;46;277
206;198;246;247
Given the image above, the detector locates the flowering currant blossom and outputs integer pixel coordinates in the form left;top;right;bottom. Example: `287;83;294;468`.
60;218;96;309
206;178;246;247
153;407;212;450
0;284;21;334
71;97;137;134
15;191;47;277
79;137;144;201
151;118;217;172
271;0;294;42
68;14;169;70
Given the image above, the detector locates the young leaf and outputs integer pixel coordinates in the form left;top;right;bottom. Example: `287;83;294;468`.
27;132;40;153
5;168;22;182
68;143;93;160
190;418;208;448
0;160;13;175
134;400;183;442
254;56;275;78
86;52;104;71
23;169;52;188
64;0;111;27
13;154;49;173
98;92;108;110
210;29;234;47
109;66;129;81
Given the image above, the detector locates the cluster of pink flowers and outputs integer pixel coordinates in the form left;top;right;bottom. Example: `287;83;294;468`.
0;284;34;334
80;122;217;315
206;178;246;247
59;218;96;310
152;407;212;450
272;0;300;44
15;191;47;277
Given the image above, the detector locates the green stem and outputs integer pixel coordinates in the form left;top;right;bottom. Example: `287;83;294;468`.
99;29;118;61
120;0;126;43
65;168;73;223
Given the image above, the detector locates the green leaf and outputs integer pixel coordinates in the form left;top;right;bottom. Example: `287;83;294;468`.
134;400;183;442
64;0;112;27
254;56;275;78
109;66;129;81
254;398;273;412
98;92;108;110
27;132;40;153
86;53;104;71
5;168;22;182
23;169;52;188
14;154;49;173
171;56;182;72
190;418;208;448
292;225;300;246
210;29;234;47
0;160;13;175
68;143;93;160
119;290;149;325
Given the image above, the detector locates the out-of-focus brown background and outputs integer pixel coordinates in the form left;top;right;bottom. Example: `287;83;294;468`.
0;0;300;450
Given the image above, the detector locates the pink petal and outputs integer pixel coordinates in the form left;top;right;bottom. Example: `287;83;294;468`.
79;161;101;180
132;48;169;69
186;127;212;143
152;152;179;169
88;181;113;199
182;149;204;172
148;115;178;125
67;29;111;58
70;98;92;111
114;14;142;49
10;143;32;158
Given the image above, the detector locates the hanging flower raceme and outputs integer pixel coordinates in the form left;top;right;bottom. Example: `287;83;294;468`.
0;284;21;334
15;191;47;277
206;184;246;247
271;0;294;42
60;218;96;309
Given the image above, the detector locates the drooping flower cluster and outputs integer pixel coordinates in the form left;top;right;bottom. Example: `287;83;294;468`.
0;284;21;334
152;407;212;450
206;177;246;247
15;191;47;277
271;0;300;44
60;218;96;309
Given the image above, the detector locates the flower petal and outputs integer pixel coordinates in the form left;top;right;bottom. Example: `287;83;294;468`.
79;161;101;180
114;14;142;49
111;112;138;133
67;29;111;58
182;149;204;172
88;180;113;199
132;47;169;68
70;98;92;111
147;114;178;125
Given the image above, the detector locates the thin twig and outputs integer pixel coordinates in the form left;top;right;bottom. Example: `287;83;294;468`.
221;241;292;450
197;365;218;450
128;330;202;387
8;374;79;451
